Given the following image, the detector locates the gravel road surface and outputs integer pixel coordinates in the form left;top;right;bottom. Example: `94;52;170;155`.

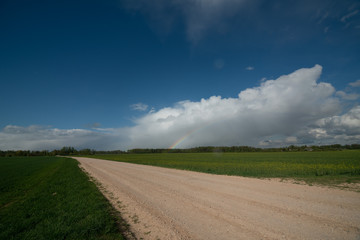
74;157;360;240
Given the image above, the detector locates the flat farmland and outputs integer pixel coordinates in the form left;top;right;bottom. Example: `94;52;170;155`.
86;151;360;186
0;156;124;240
75;152;360;239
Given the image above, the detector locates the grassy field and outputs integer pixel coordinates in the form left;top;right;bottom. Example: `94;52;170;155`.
0;156;124;240
88;151;360;186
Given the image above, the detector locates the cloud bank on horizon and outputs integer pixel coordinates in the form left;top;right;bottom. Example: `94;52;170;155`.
1;65;359;150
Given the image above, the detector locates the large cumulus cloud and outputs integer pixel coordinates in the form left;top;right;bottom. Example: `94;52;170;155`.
1;65;359;150
126;65;343;149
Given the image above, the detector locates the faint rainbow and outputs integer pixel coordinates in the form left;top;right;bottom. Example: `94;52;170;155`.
168;129;197;149
168;122;212;149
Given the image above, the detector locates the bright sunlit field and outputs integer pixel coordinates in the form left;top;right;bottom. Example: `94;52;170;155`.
88;151;360;186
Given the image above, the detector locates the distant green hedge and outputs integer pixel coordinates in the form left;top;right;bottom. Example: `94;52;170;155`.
1;143;360;157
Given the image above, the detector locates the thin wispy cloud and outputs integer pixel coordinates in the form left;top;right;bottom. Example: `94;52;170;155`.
181;0;249;43
317;11;329;25
130;103;148;111
121;0;250;43
121;0;360;43
341;10;359;23
246;66;254;71
349;80;360;87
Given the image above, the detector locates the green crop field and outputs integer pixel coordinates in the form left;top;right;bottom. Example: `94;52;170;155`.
0;156;124;240
88;151;360;186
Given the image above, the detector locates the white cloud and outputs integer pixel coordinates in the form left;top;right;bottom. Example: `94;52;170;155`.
335;91;359;101
130;103;149;111
246;66;254;71
349;80;360;87
2;65;359;150
0;125;129;151
316;106;360;134
125;64;343;149
302;106;360;145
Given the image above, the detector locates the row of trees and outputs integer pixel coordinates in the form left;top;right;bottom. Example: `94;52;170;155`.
127;144;360;153
1;144;360;157
0;147;99;157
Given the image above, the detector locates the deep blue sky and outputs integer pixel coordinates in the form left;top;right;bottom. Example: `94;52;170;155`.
1;0;360;150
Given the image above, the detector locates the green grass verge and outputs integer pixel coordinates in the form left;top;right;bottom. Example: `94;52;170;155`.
86;151;360;186
0;156;124;240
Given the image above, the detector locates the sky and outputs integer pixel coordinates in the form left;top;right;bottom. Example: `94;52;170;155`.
1;0;360;150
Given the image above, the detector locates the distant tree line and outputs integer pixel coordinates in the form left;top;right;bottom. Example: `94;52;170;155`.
0;147;124;157
127;144;360;153
1;144;360;157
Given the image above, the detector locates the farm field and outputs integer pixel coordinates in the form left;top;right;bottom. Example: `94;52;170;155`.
86;150;360;187
0;156;124;240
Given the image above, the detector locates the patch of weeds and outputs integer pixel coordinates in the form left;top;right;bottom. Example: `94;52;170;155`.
130;214;140;224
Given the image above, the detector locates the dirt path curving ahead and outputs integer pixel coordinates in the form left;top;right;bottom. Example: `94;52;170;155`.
73;157;360;240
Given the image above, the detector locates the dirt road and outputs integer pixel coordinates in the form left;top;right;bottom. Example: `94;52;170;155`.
74;157;360;240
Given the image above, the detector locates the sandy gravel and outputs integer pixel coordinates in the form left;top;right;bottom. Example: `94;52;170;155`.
73;157;360;240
